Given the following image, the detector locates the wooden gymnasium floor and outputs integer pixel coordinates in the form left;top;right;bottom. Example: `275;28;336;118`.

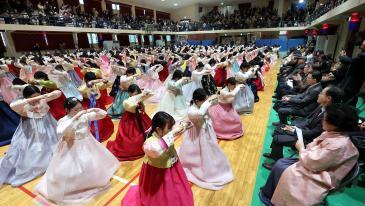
0;61;279;206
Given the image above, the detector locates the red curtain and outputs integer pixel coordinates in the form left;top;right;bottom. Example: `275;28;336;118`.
11;31;47;52
46;32;75;50
84;0;102;14
135;6;153;18
156;11;170;20
77;33;90;48
117;34;129;46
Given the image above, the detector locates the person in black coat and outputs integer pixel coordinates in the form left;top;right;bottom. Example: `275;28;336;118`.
263;85;344;170
273;70;323;124
338;40;365;106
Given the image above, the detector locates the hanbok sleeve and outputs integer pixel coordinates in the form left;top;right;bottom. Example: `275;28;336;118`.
123;93;143;113
57;117;74;137
299;137;347;172
39;80;58;89
83;108;107;121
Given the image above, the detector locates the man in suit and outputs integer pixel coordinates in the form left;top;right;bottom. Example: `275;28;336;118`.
273;70;323;124
262;85;344;170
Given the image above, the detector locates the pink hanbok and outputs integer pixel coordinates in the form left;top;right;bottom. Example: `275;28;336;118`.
179;100;234;190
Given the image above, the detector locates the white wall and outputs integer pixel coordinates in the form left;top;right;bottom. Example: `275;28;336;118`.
170;4;199;21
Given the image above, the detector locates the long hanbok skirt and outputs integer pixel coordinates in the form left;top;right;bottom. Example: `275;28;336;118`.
158;65;169;82
81;99;114;142
179;122;234;190
59;81;83;100
0;101;20;146
100;89;114;105
208;103;244;140
157;91;187;122
182;80;203;104
107;111;151;161
121;161;194;206
214;67;227;87
142;78;165;103
35;133;119;204
67;70;83;88
0;113;58;186
107;89;129;119
74;66;84;80
0;77;17;104
233;86;255;114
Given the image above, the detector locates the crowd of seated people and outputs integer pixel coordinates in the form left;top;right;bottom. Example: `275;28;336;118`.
0;1;312;31
307;0;349;21
258;42;365;205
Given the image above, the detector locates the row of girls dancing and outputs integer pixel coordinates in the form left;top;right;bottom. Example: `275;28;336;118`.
0;45;280;205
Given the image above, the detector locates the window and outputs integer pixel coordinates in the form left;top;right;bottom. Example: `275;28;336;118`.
112;4;120;11
166;35;171;42
128;35;136;43
149;35;153;43
87;33;98;44
79;0;84;5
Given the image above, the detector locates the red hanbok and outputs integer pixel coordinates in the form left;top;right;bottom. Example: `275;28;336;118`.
107;104;151;161
214;67;227;87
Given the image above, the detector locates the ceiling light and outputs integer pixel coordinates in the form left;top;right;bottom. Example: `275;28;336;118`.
221;2;224;5
174;3;178;6
161;0;165;1
299;0;304;3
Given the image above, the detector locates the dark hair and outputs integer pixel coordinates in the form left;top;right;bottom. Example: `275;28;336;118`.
55;64;64;71
324;104;358;132
126;67;136;75
147;112;176;139
191;88;207;105
23;85;40;98
84;72;97;83
64;97;81;110
172;70;183;81
34;71;49;80
226;77;237;86
310;70;322;82
240;61;249;70
128;84;142;94
197;62;204;69
12;77;26;85
324;85;343;104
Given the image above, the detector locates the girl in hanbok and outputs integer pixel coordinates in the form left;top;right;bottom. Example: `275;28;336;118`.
121;112;194;206
140;64;165;103
209;77;244;140
33;71;67;120
79;72;114;142
107;68;139;119
48;64;83;100
200;61;217;96
157;70;191;122
0;86;60;187
233;62;256;114
60;59;83;87
0;64;17;104
179;88;234;190
0;93;20;146
107;84;153;161
35;98;119;204
182;63;212;103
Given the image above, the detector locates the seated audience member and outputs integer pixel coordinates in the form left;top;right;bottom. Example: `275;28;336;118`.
263;85;343;170
260;104;359;206
321;54;351;86
273;70;323;124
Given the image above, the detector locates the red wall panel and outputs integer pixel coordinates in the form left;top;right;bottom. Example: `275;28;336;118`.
77;33;90;48
11;31;47;52
84;0;102;14
46;32;76;50
135;6;153;18
156;11;170;20
117;34;129;46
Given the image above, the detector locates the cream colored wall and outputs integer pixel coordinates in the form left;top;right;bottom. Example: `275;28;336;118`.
170;4;199;21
